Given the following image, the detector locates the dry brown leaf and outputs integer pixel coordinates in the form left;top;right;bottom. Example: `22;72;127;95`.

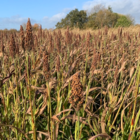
55;109;73;116
28;131;49;137
101;107;108;133
32;58;40;69
66;59;79;77
83;87;106;96
130;67;135;78
93;69;102;74
121;100;133;133
38;102;47;116
88;133;112;140
69;49;77;57
118;61;127;73
38;91;48;116
61;114;88;125
102;91;107;95
55;123;60;140
37;132;42;140
10;65;15;73
31;78;56;93
51;115;60;122
31;86;45;92
0;52;3;57
18;73;25;83
72;113;76;125
1;70;15;86
107;83;114;91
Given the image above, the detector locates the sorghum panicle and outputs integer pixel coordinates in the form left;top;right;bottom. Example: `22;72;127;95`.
69;73;84;111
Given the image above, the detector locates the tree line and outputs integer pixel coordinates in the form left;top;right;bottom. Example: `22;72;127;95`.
55;4;134;29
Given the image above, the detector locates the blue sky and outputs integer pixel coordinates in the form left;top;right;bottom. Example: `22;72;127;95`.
0;0;140;30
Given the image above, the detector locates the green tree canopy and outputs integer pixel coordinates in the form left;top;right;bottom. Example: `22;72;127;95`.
55;5;135;30
115;15;134;27
85;9;119;29
55;9;88;29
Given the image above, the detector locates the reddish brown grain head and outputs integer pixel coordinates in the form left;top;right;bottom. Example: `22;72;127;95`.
65;26;71;45
33;35;38;52
86;32;90;48
16;42;19;55
56;55;60;72
25;18;34;51
20;25;25;51
56;34;61;54
58;29;62;39
38;25;42;39
25;56;31;83
69;72;84;111
48;34;53;53
9;34;16;58
114;65;118;85
1;38;4;54
104;25;108;36
91;49;100;72
43;51;50;81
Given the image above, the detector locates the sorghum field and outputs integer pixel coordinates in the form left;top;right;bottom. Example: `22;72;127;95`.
1;18;140;140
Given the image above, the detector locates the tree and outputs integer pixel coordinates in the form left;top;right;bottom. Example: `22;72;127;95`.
55;5;135;30
85;13;98;29
87;4;105;16
85;4;134;29
115;15;134;27
126;14;135;25
85;8;119;29
55;9;88;29
108;6;113;13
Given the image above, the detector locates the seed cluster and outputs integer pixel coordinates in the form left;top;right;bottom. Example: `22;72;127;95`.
69;73;84;111
91;49;100;71
34;35;38;52
20;25;25;51
25;18;34;51
1;38;4;53
9;34;16;58
38;25;42;39
56;55;60;72
43;51;50;81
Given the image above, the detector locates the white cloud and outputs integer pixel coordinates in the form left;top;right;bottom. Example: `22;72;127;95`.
2;16;27;24
41;12;67;29
42;9;73;29
0;15;36;30
83;0;140;24
50;13;66;22
62;8;74;13
0;7;77;30
0;12;65;30
43;16;49;20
